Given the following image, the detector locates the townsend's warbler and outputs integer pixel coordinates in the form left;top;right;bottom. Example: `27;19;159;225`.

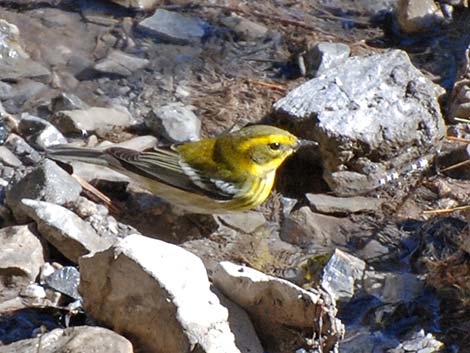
47;125;314;214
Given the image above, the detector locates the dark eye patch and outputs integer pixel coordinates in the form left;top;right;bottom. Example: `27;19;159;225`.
269;142;281;150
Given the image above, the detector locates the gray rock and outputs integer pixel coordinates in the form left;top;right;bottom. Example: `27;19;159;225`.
0;146;22;167
0;225;45;298
388;329;444;353
0;81;12;99
213;261;344;353
306;193;383;214
45;266;81;300
79;234;246;353
320;249;366;302
220;15;268;40
147;102;201;142
108;0;159;10
280;206;357;248
21;199;115;263
274;50;445;195
138;9;208;45
357;239;392;260
218;211;266;233
303;42;350;77
50;93;89;113
3;133;42;165
0;326;133;353
0;20;50;81
363;271;424;304
99;135;158;151
5;159;82;222
396;0;444;33
51;106;136;134
18;113;67;149
93;50;149;77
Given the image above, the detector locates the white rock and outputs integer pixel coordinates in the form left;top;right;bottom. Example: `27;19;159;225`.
0;326;133;353
0;225;45;290
79;234;247;353
21;199;115;263
213;261;344;352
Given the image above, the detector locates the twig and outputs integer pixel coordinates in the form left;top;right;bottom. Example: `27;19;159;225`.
245;78;287;92
440;159;470;172
423;204;470;214
72;174;121;214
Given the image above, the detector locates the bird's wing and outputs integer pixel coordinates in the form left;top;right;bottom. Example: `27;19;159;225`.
107;147;240;200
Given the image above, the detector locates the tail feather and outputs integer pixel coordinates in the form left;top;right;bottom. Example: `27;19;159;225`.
46;146;112;167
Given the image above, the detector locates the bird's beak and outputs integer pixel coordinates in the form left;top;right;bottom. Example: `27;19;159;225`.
296;139;318;150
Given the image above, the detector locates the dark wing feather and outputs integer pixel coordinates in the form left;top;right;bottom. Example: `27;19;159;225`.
106;147;238;200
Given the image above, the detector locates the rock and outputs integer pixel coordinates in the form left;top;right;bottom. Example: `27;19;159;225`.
50;93;89;113
5;159;82;222
44;266;81;300
79;234;246;353
273;50;445;196
18;113;67;149
280;206;356;248
306;193;383;214
303;42;350;77
220;15;268;40
2;80;47;113
93;50;149;77
108;0;159;10
218;211;266;233
388;329;444;353
146;102;201;143
320;249;366;302
0;146;22;167
3;133;42;165
396;0;444;33
0;326;133;353
20;283;47;299
138;9;208;45
213;261;344;353
363;271;424;304
51;107;136;134
0;19;50;81
21;199;115;263
357;239;393;260
0;225;45;300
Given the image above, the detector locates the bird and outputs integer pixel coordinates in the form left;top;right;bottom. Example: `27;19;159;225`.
47;124;315;214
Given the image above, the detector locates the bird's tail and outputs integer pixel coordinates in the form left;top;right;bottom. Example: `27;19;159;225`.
46;145;112;167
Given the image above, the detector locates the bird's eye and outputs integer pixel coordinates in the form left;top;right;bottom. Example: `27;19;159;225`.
269;142;281;150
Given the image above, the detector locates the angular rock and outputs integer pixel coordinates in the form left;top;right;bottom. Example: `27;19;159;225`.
45;266;81;300
79;234;246;353
273;50;445;196
50;93;89;113
303;42;350;77
18;113;67;149
147;102;201;143
21;199;115;263
363;271;424;304
108;0;159;10
51;107;135;134
320;249;366;302
0;146;22;167
306;193;383;214
388;329;444;353
138;9;208;45
280;206;356;248
396;0;444;33
93;50;149;77
220;15;268;40
5;159;82;222
0;19;50;81
3;133;42;165
0;225;45;299
218;211;266;233
213;261;344;353
0;326;133;353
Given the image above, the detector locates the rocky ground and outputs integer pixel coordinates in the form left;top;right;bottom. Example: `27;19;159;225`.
1;0;470;352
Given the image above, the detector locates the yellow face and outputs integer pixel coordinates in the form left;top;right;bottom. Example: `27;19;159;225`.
234;126;299;177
